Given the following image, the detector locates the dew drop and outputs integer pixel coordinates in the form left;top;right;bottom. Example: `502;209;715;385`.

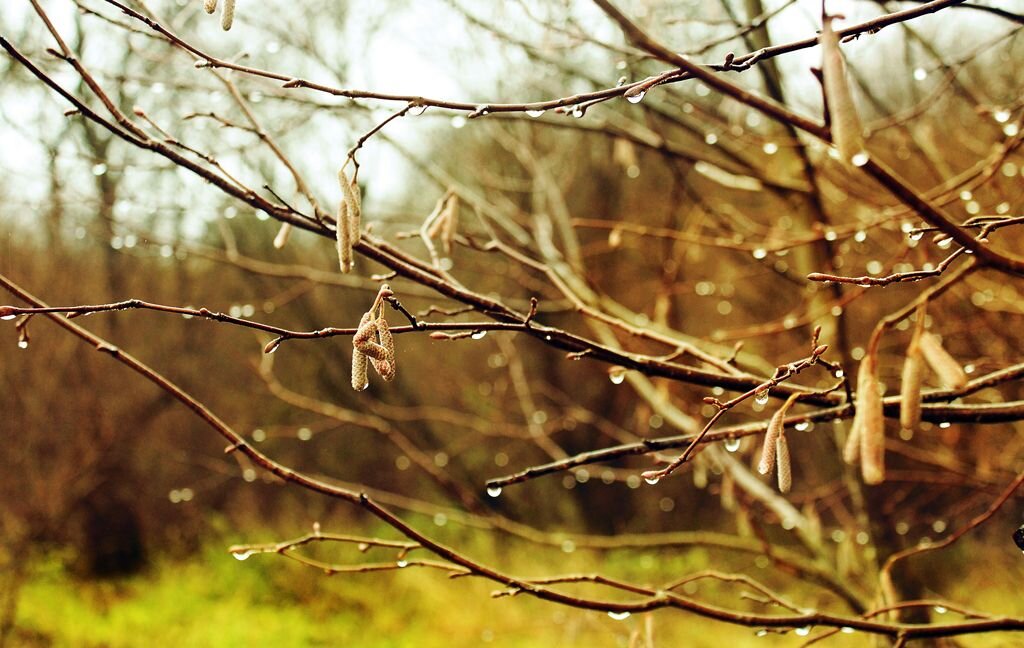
762;142;778;155
754;389;770;405
471;330;487;340
833;369;844;379
724;437;741;453
571;105;584;118
609;368;627;385
795;421;810;432
608;611;631;621
704;133;718;145
795;626;811;636
938;421;951;429
625;90;645;104
17;340;28;349
526;109;544;118
397;560;409;568
913;67;927;81
641;471;660;485
755;629;768;637
751;248;767;260
933;606;947;615
357;542;370;552
486;486;502;498
0;314;15;321
841;627;854;634
909;230;924;241
994;109;1011;124
232;550;253;561
851;152;870;167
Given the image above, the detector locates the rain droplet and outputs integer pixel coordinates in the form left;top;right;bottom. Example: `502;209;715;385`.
17;340;28;349
755;629;768;637
933;606;947;615
913;68;927;81
396;560;409;568
938;421;951;429
754;389;770;405
795;626;811;636
608;611;631;621
795;421;810;432
833;369;844;378
526;109;544;118
486;486;502;498
704;133;718;145
994;109;1011;124
841;627;854;634
851;152;870;167
571;105;584;118
354;379;369;392
909;230;924;241
762;142;778;155
232;550;253;561
752;248;767;260
641;471;660;485
609;368;626;385
0;314;15;321
724;437;741;453
625;90;645;104
471;330;487;340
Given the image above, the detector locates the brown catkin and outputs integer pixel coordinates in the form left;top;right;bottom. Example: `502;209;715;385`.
372;317;397;382
900;341;924;431
439;195;459;256
776;434;792;493
918;331;967;389
335;198;352;273
204;0;218;14
842;421;861;464
758;394;798;475
220;0;235;30
857;352;886;485
821;15;864;164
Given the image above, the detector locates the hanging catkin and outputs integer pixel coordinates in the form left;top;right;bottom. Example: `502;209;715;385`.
273;223;292;250
221;0;236;30
759;393;799;475
351;313;371;391
919;331;967;389
776;434;792;493
821;14;865;164
856;350;886;485
900;310;926;430
204;0;217;14
336;168;361;274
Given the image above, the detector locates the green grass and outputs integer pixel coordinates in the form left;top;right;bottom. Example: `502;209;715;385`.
9;532;1024;647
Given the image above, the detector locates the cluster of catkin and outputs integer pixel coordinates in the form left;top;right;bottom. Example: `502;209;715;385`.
845;307;968;485
351;285;396;391
203;0;237;31
821;12;865;165
336;168;362;274
759;394;798;493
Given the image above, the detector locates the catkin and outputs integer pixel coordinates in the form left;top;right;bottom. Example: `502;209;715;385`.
758;394;798;475
273;223;292;250
204;0;217;14
857;353;886;485
220;0;235;30
776;434;792;493
843;421;861;464
919;331;967;389
439;195;459;256
900;332;924;431
336;198;352;273
371;316;397;381
351;311;372;392
821;15;865;164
